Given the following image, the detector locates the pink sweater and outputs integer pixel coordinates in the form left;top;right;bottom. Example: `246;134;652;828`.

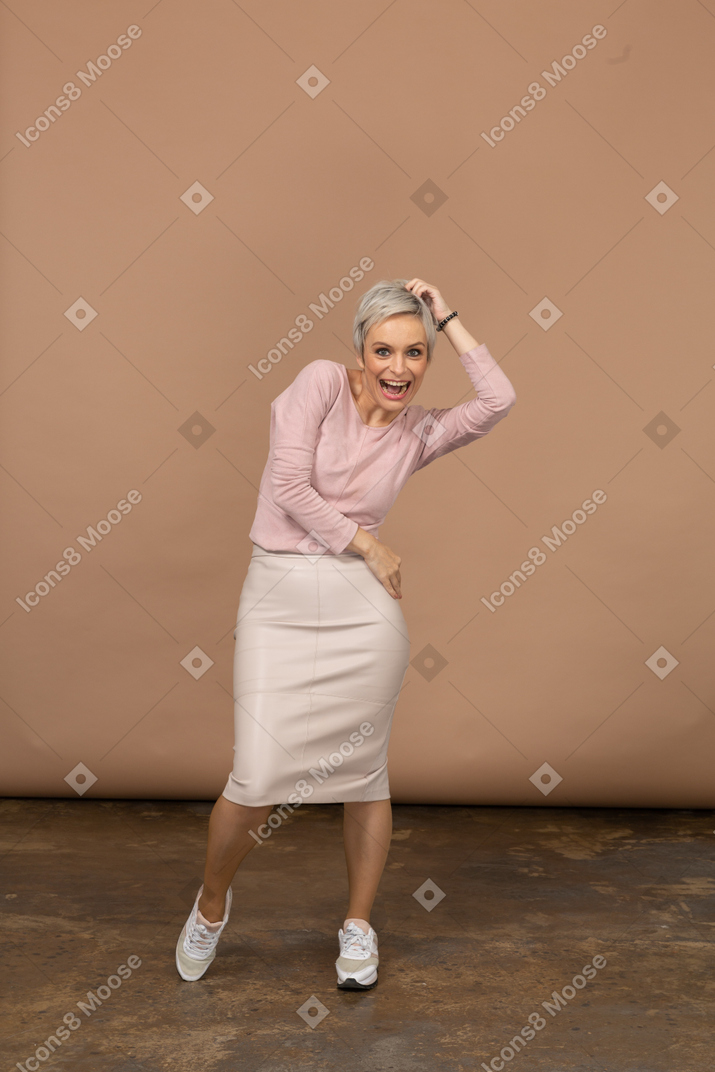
248;343;517;555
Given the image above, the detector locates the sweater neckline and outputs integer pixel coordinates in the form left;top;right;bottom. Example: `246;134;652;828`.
341;364;408;430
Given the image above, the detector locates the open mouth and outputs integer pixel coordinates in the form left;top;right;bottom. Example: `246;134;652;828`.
378;379;410;400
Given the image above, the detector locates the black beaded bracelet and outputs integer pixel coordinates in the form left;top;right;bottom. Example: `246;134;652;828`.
436;310;458;331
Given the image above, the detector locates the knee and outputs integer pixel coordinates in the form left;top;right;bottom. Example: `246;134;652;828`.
236;801;275;820
344;798;391;810
221;790;273;812
219;795;274;821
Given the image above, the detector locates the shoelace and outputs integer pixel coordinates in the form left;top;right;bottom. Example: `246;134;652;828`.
184;915;222;960
341;925;373;959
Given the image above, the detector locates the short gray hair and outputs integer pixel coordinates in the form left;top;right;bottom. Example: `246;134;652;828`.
352;278;436;363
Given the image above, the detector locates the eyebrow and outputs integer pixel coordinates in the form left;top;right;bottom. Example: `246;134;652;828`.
372;341;424;347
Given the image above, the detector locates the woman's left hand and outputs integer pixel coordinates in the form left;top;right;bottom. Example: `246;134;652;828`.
404;278;451;325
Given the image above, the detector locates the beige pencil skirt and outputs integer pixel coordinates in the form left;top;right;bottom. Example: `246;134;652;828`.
221;543;411;807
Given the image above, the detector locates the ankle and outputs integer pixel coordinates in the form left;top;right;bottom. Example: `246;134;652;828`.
343;916;371;934
198;892;226;923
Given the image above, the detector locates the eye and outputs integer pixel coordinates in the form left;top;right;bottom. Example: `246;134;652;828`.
375;347;423;357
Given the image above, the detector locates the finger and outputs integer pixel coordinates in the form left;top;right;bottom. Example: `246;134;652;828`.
382;577;398;599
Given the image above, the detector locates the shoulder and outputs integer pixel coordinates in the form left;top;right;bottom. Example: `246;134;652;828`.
285;359;344;387
272;359;344;408
301;359;344;382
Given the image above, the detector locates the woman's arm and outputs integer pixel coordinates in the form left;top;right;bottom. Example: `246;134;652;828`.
410;341;516;473
403;278;516;473
268;361;359;554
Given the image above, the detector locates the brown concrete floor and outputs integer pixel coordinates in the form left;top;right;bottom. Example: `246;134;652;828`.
1;800;713;1071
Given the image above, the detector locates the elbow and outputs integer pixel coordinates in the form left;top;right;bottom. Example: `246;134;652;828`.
271;485;295;512
272;473;311;513
270;475;296;511
487;391;516;418
499;388;517;413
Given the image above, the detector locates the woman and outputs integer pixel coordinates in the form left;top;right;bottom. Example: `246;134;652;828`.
176;277;517;989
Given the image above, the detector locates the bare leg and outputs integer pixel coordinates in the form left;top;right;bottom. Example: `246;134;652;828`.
197;795;274;922
342;799;392;925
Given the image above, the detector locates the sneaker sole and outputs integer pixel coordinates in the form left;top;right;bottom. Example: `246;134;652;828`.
337;969;378;990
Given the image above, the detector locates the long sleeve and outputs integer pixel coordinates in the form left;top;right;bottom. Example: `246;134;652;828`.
410;343;516;473
268;361;360;554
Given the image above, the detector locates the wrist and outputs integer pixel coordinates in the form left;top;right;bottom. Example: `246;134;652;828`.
345;526;377;557
440;316;480;353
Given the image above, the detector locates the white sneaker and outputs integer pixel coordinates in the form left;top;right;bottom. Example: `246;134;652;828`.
335;922;379;989
175;884;232;981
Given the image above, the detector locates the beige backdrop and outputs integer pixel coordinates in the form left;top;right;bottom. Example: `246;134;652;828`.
1;2;713;807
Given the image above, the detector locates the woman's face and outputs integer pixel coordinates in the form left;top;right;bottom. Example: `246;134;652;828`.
358;314;429;410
